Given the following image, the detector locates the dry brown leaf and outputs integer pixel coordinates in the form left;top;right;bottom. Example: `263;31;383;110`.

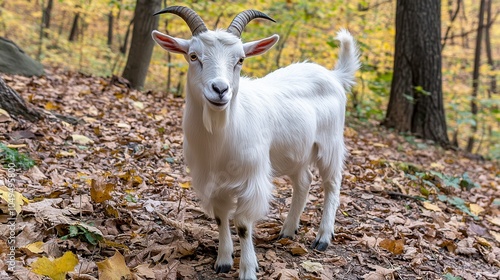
379;238;404;255
89;179;114;203
469;203;485;216
134;264;155;279
363;264;399;280
289;242;308;256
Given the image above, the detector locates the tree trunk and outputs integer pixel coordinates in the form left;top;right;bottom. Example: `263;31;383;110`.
107;12;114;46
382;0;449;146
466;0;486;153
68;11;80;42
484;0;496;96
122;0;161;89
0;77;40;122
43;0;53;29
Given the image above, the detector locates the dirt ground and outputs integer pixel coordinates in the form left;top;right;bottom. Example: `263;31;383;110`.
0;71;499;279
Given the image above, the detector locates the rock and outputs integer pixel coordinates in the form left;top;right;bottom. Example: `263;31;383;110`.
0;37;44;76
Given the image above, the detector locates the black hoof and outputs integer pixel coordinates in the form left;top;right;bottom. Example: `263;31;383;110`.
311;239;329;251
215;264;232;274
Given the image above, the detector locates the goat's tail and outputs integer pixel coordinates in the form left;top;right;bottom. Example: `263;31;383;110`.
333;29;360;92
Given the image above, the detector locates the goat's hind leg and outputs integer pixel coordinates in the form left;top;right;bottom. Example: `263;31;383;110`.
213;199;234;273
311;155;343;251
279;168;312;239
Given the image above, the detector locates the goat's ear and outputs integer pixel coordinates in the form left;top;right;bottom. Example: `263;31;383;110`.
243;34;279;57
152;30;189;54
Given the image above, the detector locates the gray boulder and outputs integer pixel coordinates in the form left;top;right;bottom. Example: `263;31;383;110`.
0;37;44;77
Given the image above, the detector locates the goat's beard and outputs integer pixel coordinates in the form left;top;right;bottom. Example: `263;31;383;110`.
202;102;228;133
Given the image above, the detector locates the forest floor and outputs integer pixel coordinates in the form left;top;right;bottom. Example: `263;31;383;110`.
0;70;499;280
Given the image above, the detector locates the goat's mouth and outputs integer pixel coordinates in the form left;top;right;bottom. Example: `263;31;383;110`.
206;99;229;108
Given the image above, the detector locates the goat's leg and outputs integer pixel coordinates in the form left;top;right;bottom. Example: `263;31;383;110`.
279;168;312;239
233;178;271;280
311;170;342;251
213;200;234;273
234;218;258;280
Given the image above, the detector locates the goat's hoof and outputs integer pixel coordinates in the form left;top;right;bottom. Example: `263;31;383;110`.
277;229;298;240
215;264;232;274
311;239;329;251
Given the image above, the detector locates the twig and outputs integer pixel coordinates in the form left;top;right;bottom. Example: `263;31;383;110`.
386;191;423;201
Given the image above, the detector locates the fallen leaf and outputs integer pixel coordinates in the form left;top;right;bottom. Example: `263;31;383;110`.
96;251;132;280
134;264;155;279
23;241;45;254
469;204;484;216
71;134;94;145
300;260;323;273
363;264;399;280
379;238;404;255
476;237;492;247
31;251;79;280
90;179;114;203
422;201;442;212
179;181;191;189
0;186;29;215
289;243;308;256
0;108;12;122
490;231;500;243
487;217;500;227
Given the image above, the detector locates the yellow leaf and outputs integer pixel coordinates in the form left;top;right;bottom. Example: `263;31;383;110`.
0;108;12;122
90;179;114;203
31;251;79;280
97;251;132;280
430;162;445;170
132;101;144;110
300;260;323;273
487;217;500;226
373;143;388;148
489;231;500;243
475;237;491;247
24;241;44;254
469;204;484;216
0;186;29;215
44;101;59;110
423;201;442;212
179;181;191;189
71;134;94;145
57;150;76;157
7;144;26;149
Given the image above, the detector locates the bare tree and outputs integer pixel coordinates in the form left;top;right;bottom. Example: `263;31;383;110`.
466;0;486;153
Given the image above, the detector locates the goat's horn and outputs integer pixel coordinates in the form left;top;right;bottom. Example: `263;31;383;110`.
227;10;276;38
154;6;208;36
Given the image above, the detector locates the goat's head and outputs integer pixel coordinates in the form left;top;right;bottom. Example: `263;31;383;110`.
152;6;279;112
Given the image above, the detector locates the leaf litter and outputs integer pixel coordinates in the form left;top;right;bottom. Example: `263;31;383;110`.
0;70;499;279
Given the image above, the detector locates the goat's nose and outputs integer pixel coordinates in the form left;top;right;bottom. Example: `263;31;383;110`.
211;81;229;97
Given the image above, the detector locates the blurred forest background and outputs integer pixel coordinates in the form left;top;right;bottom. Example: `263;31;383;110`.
0;0;499;159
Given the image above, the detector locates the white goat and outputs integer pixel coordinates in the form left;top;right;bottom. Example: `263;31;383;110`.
152;6;359;280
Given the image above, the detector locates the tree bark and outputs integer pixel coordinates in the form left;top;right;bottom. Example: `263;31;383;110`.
122;0;161;89
0;77;40;122
43;0;53;29
68;12;80;42
466;0;486;153
382;0;449;146
484;0;496;96
107;12;114;46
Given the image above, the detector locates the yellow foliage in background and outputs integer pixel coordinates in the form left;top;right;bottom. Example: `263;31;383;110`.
0;0;499;158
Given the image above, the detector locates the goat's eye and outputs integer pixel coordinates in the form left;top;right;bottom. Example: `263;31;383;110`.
189;53;198;61
237;58;245;65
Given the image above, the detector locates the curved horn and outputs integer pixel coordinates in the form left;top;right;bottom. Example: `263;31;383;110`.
153;6;208;36
227;10;276;38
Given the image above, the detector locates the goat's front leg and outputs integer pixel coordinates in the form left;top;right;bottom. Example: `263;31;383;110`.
213;201;234;273
233;180;271;280
234;218;258;280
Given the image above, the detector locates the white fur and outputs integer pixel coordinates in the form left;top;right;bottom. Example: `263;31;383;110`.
153;27;360;280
